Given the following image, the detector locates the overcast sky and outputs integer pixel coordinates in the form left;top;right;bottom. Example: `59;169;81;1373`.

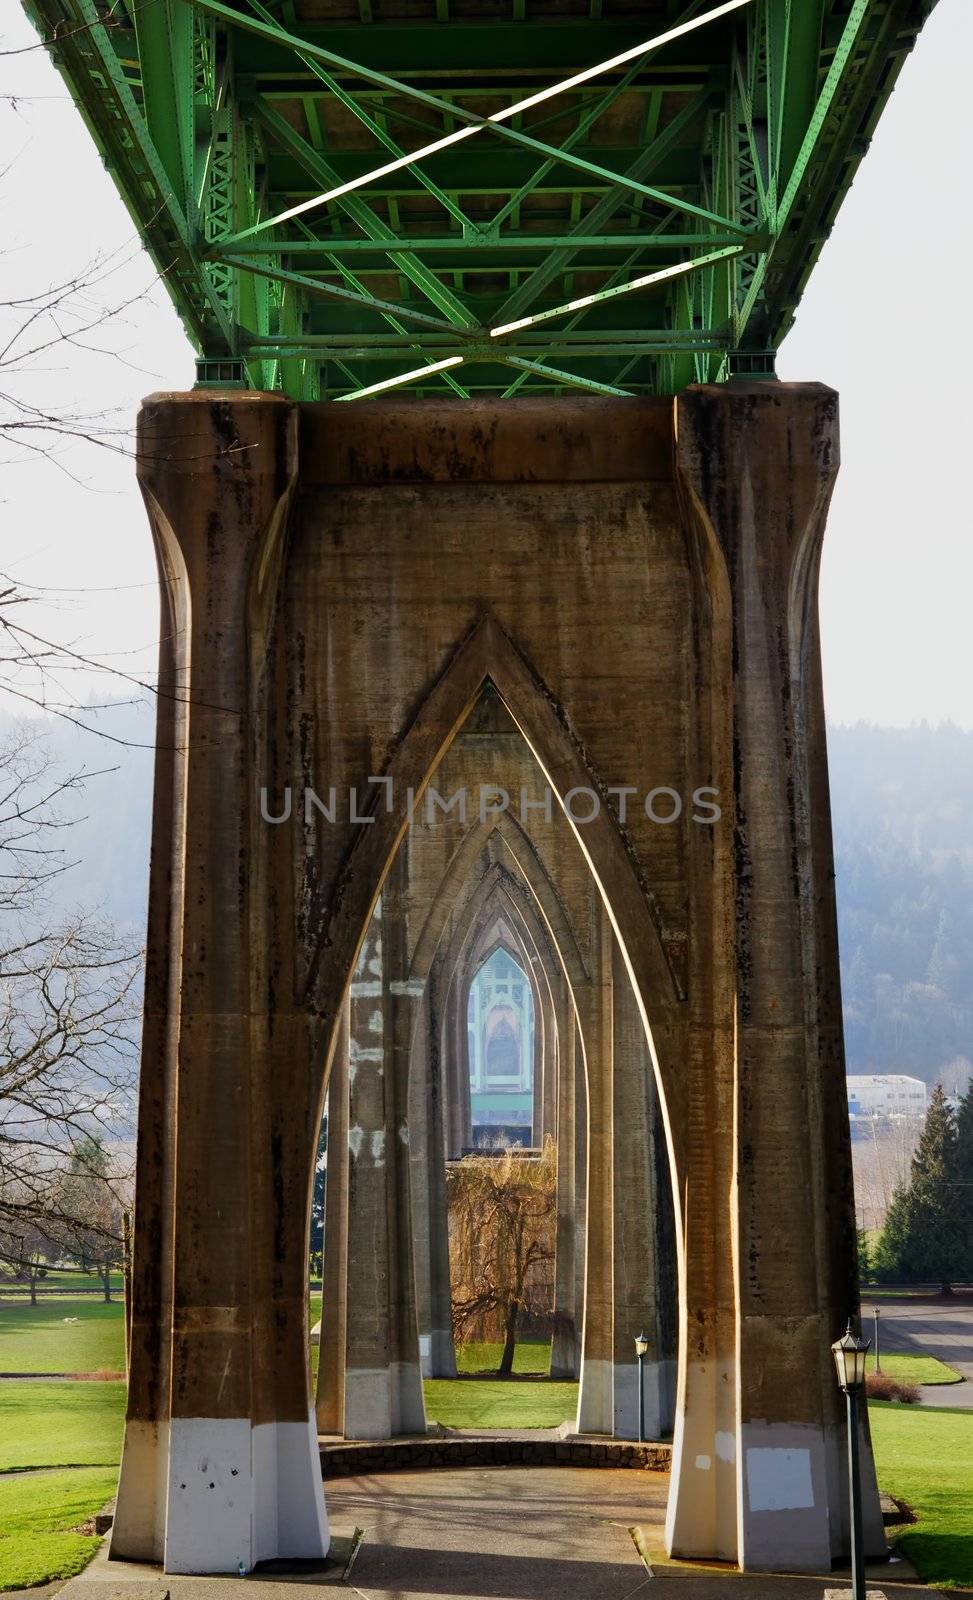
1;0;970;729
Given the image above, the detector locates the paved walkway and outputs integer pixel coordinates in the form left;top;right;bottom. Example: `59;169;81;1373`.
56;1466;930;1600
868;1294;973;1407
331;1464;658;1598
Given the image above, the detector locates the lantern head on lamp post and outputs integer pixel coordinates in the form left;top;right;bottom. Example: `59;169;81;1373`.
832;1322;871;1600
634;1332;648;1443
832;1322;870;1392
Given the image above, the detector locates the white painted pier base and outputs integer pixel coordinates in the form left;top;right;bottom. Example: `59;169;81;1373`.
343;1363;426;1440
111;1414;329;1574
612;1358;676;1441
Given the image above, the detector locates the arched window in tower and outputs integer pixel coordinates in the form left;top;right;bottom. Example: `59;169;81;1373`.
467;947;534;1148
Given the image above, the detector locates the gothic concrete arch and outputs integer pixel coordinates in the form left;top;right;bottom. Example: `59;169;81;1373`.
112;390;879;1577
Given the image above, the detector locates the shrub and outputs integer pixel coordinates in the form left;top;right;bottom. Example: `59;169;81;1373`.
866;1372;920;1404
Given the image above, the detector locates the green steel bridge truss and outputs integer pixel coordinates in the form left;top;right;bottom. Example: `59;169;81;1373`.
23;0;936;400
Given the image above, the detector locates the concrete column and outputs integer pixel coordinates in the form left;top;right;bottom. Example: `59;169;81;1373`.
675;382;883;1570
444;971;470;1157
112;393;328;1573
408;994;433;1375
576;905;614;1434
422;956;458;1377
343;895;425;1438
539;972;558;1146
530;966;544;1146
611;936;675;1440
550;993;579;1379
573;1004;588;1380
315;1004;349;1436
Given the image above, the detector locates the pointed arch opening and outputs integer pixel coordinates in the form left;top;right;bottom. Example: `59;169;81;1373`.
307;630;679;1452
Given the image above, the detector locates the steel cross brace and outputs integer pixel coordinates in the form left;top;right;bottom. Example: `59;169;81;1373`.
190;0;751;242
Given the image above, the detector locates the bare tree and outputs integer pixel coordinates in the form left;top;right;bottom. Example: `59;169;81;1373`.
0;724;139;1281
51;1133;127;1301
447;1138;556;1377
0;1209;52;1304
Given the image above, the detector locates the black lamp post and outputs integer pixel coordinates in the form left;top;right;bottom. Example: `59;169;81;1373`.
634;1331;648;1443
872;1306;881;1373
832;1321;871;1600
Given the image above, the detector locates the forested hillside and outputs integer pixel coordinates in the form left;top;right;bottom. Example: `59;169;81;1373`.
3;706;971;1088
829;723;973;1087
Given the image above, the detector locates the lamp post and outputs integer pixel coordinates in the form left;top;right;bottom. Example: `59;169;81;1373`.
634;1332;649;1442
872;1306;881;1373
832;1321;871;1600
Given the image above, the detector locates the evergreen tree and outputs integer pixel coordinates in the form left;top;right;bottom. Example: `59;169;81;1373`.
872;1086;960;1290
955;1080;973;1283
857;1227;872;1285
872;1185;911;1282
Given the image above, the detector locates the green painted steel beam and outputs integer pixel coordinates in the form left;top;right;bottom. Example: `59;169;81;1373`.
500;355;634;396
259;145;701;193
23;0;941;399
224;19;737;77
21;0;233;354
249;97;476;328
246;333;729;354
217;233;757;256
191;0;748;241
132;0;193;213
492;89;712;326
230;257;463;332
774;0;869;237
242;0;474;232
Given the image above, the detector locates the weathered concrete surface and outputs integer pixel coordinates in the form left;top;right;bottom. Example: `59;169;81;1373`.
116;388;871;1574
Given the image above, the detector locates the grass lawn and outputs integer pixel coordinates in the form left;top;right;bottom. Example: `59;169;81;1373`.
0;1381;126;1472
0;1298;125;1375
423;1377;577;1429
455;1340;551;1376
0;1467;118;1592
871;1401;973;1588
0;1270;123;1297
870;1350;960;1385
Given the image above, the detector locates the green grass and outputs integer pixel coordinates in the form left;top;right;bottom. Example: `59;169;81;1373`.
0;1298;126;1375
0;1271;123;1297
0;1467;117;1591
455;1340;551;1376
0;1381;126;1472
423;1377;577;1429
871;1402;973;1588
870;1350;961;1385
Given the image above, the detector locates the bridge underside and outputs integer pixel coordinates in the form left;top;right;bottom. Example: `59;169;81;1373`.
25;0;934;398
109;381;885;1575
18;0;943;1580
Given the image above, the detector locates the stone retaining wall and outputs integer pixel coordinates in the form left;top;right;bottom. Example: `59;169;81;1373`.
320;1436;672;1478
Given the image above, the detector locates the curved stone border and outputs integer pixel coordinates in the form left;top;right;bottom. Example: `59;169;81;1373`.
320;1436;672;1478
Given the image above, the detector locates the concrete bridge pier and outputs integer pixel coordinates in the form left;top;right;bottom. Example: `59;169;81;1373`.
340;890;426;1439
550;992;580;1380
611;936;676;1441
111;384;881;1577
111;394;329;1573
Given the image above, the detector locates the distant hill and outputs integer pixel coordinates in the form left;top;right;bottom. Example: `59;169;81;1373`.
828;722;973;1089
3;704;971;1088
0;699;155;940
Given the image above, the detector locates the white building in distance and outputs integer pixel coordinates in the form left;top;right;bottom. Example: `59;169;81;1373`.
847;1074;927;1121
